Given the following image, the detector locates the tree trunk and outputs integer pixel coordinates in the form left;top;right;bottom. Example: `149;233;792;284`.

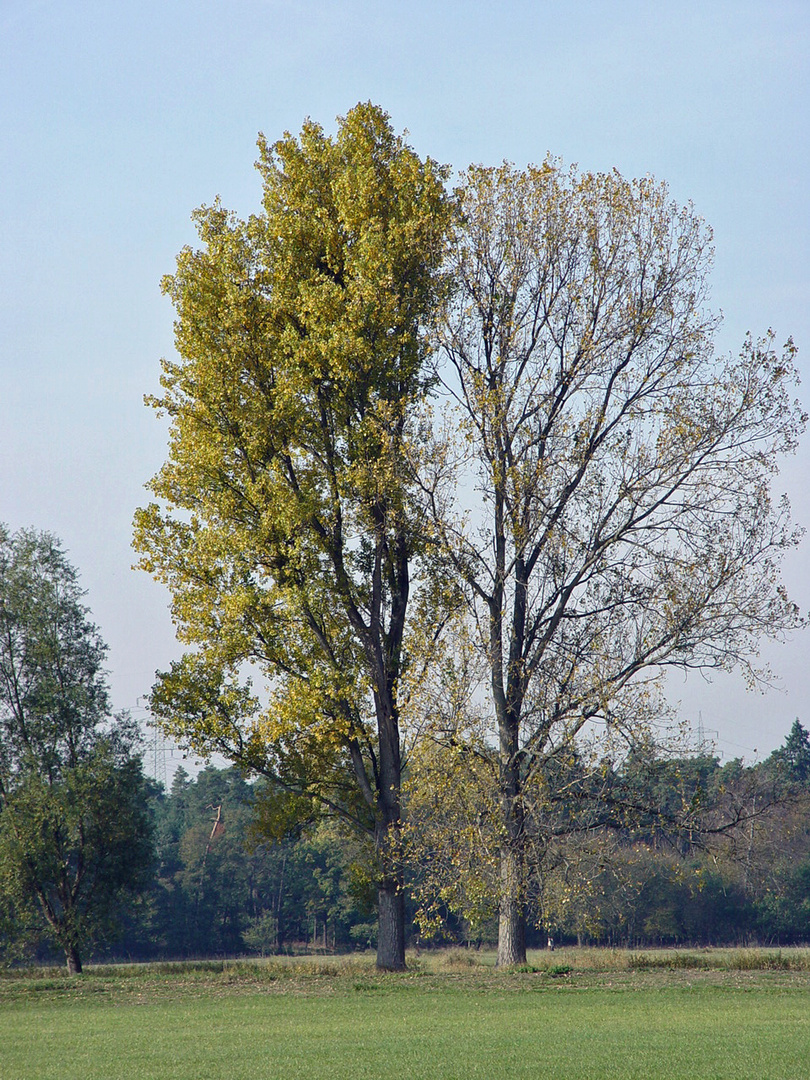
66;946;82;976
497;844;527;967
373;682;406;971
377;878;405;970
497;706;527;967
375;815;405;970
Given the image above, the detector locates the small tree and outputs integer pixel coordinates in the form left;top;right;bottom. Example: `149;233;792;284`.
0;526;153;973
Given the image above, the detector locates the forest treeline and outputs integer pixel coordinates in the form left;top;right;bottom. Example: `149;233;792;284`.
64;720;810;962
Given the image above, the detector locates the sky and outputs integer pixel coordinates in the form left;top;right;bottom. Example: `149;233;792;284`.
1;0;808;775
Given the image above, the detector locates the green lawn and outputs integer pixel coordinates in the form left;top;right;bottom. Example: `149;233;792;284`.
2;958;809;1079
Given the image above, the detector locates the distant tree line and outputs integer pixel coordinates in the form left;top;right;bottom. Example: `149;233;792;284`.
92;720;810;959
118;764;380;960
8;725;810;969
533;723;810;948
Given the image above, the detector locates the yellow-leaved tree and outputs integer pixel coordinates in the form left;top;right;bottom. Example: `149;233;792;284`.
133;104;450;970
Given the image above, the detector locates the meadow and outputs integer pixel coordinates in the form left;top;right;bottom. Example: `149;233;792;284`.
2;949;810;1080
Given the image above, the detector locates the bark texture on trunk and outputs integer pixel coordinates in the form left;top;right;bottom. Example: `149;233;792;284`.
496;700;527;968
376;879;406;971
496;845;527;967
372;673;406;971
66;947;82;976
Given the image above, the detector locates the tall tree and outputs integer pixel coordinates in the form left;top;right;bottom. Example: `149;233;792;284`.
426;161;805;965
0;526;153;974
767;719;810;786
133;103;450;970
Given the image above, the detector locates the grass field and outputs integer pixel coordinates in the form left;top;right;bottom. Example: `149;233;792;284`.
2;950;810;1080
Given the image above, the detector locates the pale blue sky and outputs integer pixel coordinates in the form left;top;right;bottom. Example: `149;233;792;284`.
1;0;808;765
